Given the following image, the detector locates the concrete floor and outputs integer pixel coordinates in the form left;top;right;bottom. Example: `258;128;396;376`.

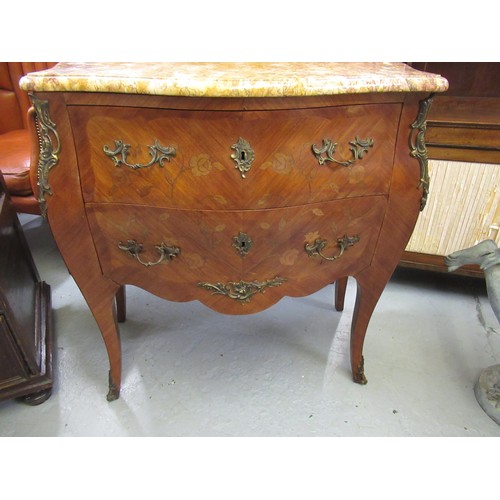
1;214;500;437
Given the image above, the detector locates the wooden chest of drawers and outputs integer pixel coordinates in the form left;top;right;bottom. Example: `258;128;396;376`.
21;63;448;400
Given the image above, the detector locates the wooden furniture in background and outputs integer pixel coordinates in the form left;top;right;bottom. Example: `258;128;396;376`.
0;173;52;405
21;63;447;400
402;62;500;277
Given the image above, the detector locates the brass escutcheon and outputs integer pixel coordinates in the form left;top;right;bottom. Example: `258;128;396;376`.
232;232;253;257
231;137;255;178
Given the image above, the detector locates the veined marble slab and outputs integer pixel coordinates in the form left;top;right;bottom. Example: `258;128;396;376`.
20;62;448;97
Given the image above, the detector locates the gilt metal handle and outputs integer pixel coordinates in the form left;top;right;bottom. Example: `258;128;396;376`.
305;235;360;261
103;139;176;170
312;136;374;167
118;239;180;267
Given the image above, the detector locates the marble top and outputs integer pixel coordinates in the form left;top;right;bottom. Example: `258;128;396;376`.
20;62;448;97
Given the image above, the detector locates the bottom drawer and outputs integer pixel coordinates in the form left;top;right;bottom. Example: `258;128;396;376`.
85;197;387;314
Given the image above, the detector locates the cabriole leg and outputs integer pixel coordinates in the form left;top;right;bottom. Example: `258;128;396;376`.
80;284;122;401
350;270;387;385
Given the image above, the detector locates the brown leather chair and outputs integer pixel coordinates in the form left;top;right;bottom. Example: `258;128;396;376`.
0;62;128;320
0;62;56;214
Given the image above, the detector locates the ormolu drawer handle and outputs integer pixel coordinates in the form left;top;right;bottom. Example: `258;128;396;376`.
103;139;176;170
305;235;360;261
118;240;180;267
312;136;374;166
198;276;286;303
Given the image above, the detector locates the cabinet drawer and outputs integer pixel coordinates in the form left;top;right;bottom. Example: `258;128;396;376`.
71;104;400;210
85;196;387;314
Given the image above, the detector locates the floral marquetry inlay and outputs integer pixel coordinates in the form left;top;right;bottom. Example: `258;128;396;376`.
190;154;224;176
260;153;294;175
280;249;300;266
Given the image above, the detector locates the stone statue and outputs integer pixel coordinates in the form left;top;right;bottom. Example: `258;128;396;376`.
445;240;500;425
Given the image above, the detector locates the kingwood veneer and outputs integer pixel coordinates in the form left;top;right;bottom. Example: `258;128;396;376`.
21;63;448;401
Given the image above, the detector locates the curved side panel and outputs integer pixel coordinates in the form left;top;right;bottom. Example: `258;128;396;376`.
33;92;122;400
350;94;429;384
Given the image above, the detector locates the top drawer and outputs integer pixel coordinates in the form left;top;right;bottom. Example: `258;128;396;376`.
70;103;401;209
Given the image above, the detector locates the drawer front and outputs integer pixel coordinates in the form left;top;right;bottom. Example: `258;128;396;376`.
71;103;400;210
85;196;387;314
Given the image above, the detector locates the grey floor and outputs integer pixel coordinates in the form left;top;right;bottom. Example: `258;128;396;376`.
1;214;500;437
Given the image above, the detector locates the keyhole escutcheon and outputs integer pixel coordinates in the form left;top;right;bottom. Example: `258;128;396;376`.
232;231;253;257
231;137;255;178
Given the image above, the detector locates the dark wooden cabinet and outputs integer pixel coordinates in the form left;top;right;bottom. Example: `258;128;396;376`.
411;62;500;165
401;63;500;276
0;173;52;405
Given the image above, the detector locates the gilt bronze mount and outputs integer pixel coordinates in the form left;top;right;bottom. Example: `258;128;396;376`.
198;276;286;303
409;95;434;211
30;94;61;217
